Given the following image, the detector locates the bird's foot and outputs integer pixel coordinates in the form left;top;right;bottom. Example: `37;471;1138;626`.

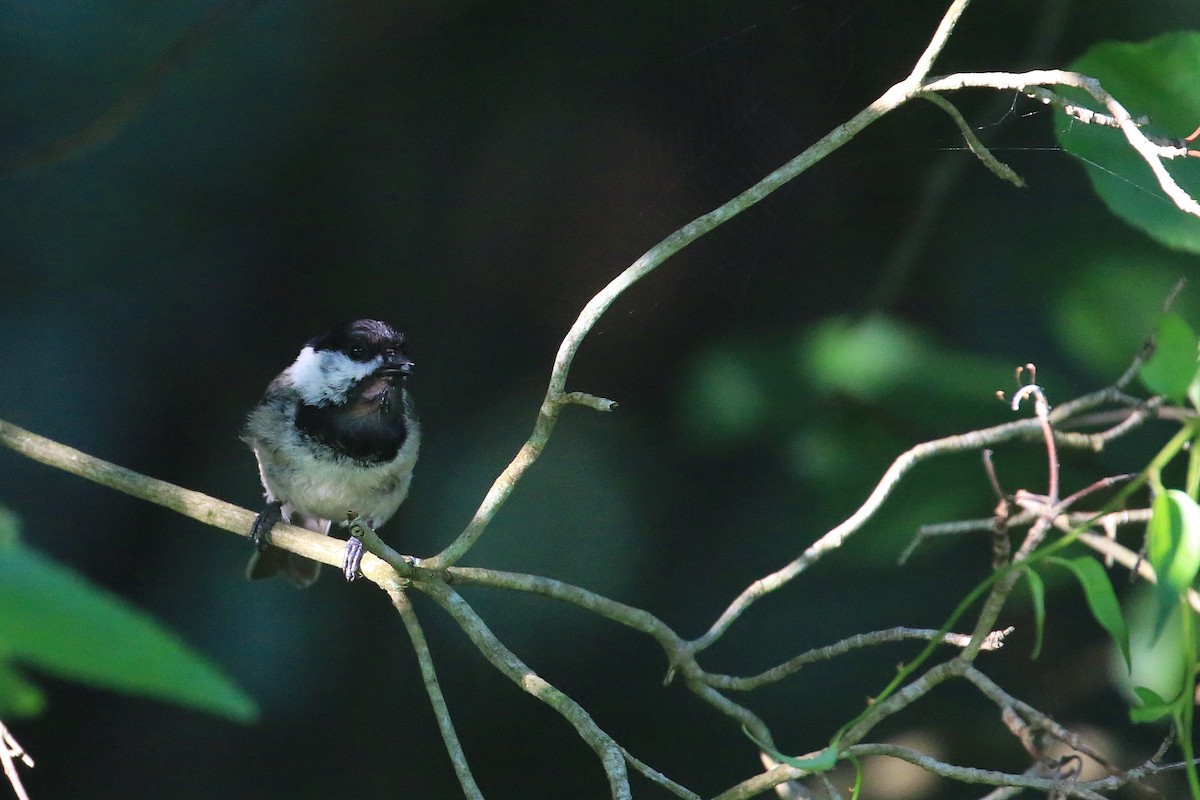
343;512;371;581
250;501;283;551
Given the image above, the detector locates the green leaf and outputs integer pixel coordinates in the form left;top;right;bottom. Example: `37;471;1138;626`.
1022;567;1046;660
1148;489;1200;596
1140;313;1200;401
0;661;45;718
0;539;257;723
1129;685;1176;723
1049;556;1131;669
1057;32;1200;252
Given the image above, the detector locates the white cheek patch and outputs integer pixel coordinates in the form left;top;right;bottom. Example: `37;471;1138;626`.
285;346;382;405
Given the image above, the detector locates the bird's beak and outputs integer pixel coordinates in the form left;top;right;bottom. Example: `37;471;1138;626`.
376;356;414;379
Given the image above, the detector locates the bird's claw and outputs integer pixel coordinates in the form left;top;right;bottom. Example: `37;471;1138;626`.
343;537;365;581
250;501;283;552
343;511;371;581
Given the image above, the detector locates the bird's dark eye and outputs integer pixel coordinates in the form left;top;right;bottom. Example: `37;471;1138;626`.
349;344;368;361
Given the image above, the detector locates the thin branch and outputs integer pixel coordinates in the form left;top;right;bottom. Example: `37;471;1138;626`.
444;566;689;662
841;660;963;748
0;418;395;581
843;744;1107;799
867;0;1071;313
418;581;632;800
619;749;703;800
704;626;1011;692
0;720;33;800
905;0;975;83
961;666;1113;769
689;383;1120;654
426;1;1062;574
1075;527;1200;614
922;70;1200;217
389;588;483;800
922;93;1025;186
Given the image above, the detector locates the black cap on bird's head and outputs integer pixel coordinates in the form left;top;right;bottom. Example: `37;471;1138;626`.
286;319;414;407
309;319;413;375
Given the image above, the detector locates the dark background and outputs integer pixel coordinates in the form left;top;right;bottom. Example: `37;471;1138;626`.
3;1;1200;797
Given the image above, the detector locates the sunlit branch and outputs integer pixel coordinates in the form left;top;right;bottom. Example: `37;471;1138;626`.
921;70;1200;217
0;720;33;800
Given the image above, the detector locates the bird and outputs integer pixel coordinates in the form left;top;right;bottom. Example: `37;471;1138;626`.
242;319;420;587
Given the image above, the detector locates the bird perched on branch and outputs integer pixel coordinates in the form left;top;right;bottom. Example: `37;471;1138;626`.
242;319;420;586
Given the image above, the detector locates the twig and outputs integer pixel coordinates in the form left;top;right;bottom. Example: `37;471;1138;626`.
922;70;1200;217
445;566;689;663
0;720;33;800
418;581;632;800
904;0;974;84
704;626;1012;691
425;0;1036;572
690;383;1120;654
962;666;1112;768
842;744;1107;799
1075;526;1200;614
922;93;1025;186
389;588;483;800
619;749;702;800
867;0;1071;313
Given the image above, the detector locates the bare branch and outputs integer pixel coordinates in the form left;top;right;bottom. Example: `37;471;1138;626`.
905;0;975;84
922;92;1025;186
619;750;703;800
705;626;1011;691
962;667;1113;769
390;588;483;800
690;383;1122;654
843;744;1107;799
418;581;633;800
0;720;33;800
922;70;1200;217
0;418;398;582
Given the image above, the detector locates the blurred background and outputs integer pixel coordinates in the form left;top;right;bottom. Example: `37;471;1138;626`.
3;0;1200;797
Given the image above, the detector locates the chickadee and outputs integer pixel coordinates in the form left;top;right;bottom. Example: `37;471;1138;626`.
242;319;420;587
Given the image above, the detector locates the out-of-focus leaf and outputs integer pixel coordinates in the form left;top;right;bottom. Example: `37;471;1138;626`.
1049;556;1130;669
1188;366;1200;411
681;345;770;447
1056;33;1200;252
678;315;1013;453
1021;566;1046;660
802;316;1006;405
1052;256;1200;379
1112;586;1187;711
1139;313;1199;401
1147;489;1200;626
1129;685;1175;724
0;661;45;719
0;537;257;723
